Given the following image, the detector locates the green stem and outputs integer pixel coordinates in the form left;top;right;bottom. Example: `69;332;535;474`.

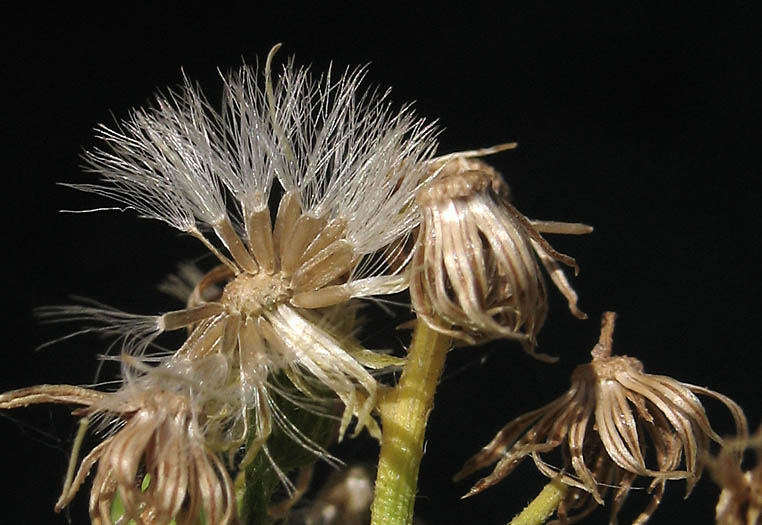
510;478;568;525
370;320;450;525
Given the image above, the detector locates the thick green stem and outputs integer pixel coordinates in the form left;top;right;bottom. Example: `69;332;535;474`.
370;321;450;525
510;478;568;525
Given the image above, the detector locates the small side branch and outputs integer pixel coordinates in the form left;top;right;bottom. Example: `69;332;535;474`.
510;478;568;525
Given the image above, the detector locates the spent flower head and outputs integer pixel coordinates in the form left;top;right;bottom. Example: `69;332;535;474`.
0;377;236;525
410;148;591;360
455;312;748;524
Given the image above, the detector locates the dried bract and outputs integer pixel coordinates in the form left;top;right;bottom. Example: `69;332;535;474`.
0;380;236;525
410;147;591;358
708;425;762;525
455;312;748;524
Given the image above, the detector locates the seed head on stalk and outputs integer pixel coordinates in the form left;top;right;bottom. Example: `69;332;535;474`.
68;44;441;453
455;312;748;523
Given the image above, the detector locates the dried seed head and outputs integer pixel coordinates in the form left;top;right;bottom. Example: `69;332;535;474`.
707;425;762;525
410;148;590;359
455;312;748;524
52;48;440;477
0;382;237;525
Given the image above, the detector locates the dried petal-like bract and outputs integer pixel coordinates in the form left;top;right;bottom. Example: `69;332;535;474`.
410;148;590;357
455;312;748;524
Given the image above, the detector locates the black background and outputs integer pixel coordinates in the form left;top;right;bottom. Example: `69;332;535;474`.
2;4;760;524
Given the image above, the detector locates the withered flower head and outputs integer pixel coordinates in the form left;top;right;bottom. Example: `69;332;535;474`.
455;312;748;524
409;145;591;359
0;380;236;525
707;425;762;525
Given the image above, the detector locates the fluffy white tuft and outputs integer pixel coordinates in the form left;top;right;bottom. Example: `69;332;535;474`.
77;55;438;281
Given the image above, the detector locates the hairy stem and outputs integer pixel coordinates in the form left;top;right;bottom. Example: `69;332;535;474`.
370;320;451;525
510;478;568;525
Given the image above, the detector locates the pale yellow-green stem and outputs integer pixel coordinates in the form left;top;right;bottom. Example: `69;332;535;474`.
510;478;568;525
370;320;451;525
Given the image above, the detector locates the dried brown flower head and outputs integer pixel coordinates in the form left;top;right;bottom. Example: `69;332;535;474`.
455;312;748;524
708;425;762;525
409;145;591;359
0;381;237;525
